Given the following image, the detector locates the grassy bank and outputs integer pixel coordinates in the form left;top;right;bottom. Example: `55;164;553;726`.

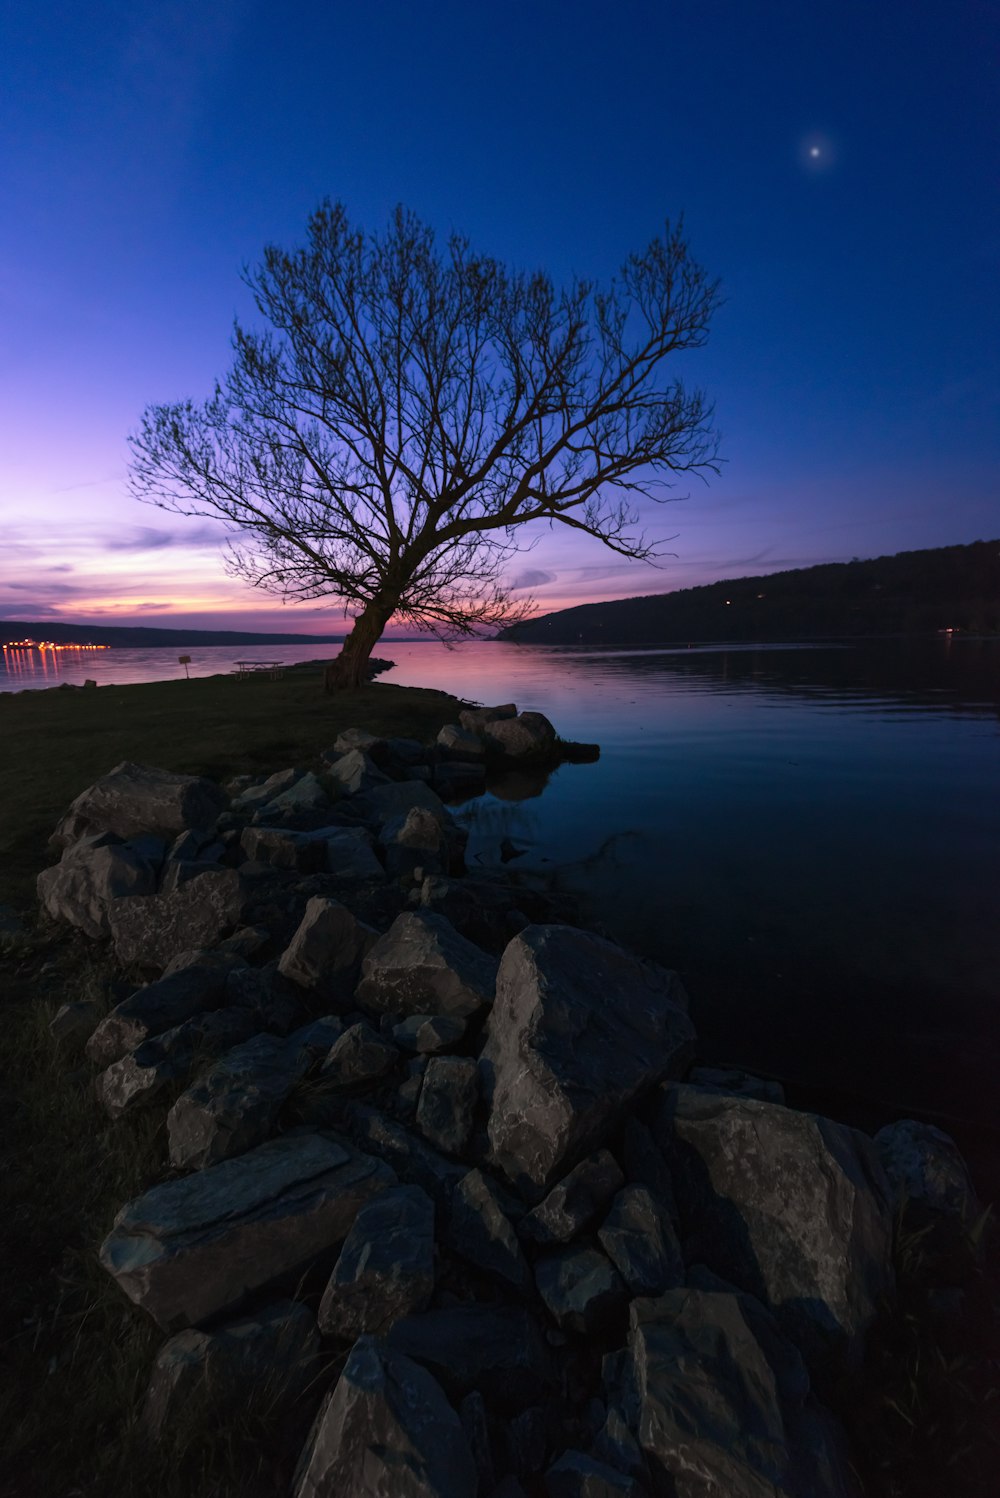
0;661;461;909
0;664;464;1496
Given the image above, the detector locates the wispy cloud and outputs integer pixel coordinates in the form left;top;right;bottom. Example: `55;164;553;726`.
509;568;556;592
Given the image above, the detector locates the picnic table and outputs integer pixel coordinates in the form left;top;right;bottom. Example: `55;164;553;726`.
233;660;287;679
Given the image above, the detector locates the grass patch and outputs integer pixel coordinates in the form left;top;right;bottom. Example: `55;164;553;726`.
0;666;464;1494
0;662;462;908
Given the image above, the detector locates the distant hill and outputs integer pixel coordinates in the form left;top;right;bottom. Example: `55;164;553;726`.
0;620;343;648
498;540;1000;646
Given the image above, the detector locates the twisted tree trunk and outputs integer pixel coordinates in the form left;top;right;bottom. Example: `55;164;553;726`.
324;593;397;691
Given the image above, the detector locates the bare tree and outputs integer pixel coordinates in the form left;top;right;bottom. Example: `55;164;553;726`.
128;202;721;689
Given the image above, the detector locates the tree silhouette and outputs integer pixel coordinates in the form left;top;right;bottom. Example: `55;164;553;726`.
129;202;721;688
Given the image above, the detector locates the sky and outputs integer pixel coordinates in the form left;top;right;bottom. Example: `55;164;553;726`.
1;0;997;635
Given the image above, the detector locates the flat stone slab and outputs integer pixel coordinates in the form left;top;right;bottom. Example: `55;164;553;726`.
100;1132;395;1331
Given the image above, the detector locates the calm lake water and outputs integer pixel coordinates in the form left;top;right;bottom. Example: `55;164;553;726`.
5;635;999;1182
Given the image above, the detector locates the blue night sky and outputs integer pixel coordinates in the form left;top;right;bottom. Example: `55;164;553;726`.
2;0;997;631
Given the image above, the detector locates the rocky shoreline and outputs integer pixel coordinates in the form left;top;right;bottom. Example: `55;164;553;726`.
34;703;983;1496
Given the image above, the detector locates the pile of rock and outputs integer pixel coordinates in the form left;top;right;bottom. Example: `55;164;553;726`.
34;728;981;1497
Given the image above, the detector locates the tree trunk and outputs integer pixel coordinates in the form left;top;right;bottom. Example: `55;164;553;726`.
324;594;396;691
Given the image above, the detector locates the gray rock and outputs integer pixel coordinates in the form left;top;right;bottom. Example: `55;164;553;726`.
484;712;557;760
437;723;488;758
329;728;387;758
318;1184;434;1338
86;962;236;1067
95;1006;262;1118
520;1151;625;1245
393;1057;428;1121
293;1334;477;1498
624;1288;859;1498
448;1168;532;1294
232;767;302;811
165;827;222;863
50;761;227;849
458;703;517;732
37;833;158;937
383;806;447;880
546;1450;641;1497
357;911;497;1021
393;1013;467;1054
321;1021;399;1091
100;1132;395;1330
651;1083;894;1377
535;1247;628;1335
481;926;695;1190
873;1118;980;1219
326;748;390;795
420;873;525;952
352;778;450;829
108;869;245;968
341;1102;467;1209
278;896;379;997
415;1056;479;1157
143;1299;319;1441
49;999;100;1054
159;858;227;894
239;825;325;872
597;1185;684;1297
324;827;384;880
592;1405;647;1485
167;1030;328;1169
386;1304;555;1408
255;770;332;819
286;1015;349;1065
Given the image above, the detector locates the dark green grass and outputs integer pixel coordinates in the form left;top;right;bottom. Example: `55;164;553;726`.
0;662;462;908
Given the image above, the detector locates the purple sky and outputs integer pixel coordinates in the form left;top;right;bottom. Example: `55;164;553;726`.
2;1;997;634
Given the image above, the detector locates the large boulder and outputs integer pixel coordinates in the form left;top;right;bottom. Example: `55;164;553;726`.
480;926;695;1191
356;911;498;1021
519;1151;625;1246
317;1185;435;1339
340;1103;467;1210
108;869;245;969
458;704;517;732
50;761;227;849
143;1299;320;1441
37;833;158;937
293;1335;477;1498
650;1084;894;1377
483;712;557;761
597;1185;685;1297
277;896;379;998
534;1246;628;1335
351;779;450;829
99;1132;395;1330
325;748;390;796
623;1289;859;1498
